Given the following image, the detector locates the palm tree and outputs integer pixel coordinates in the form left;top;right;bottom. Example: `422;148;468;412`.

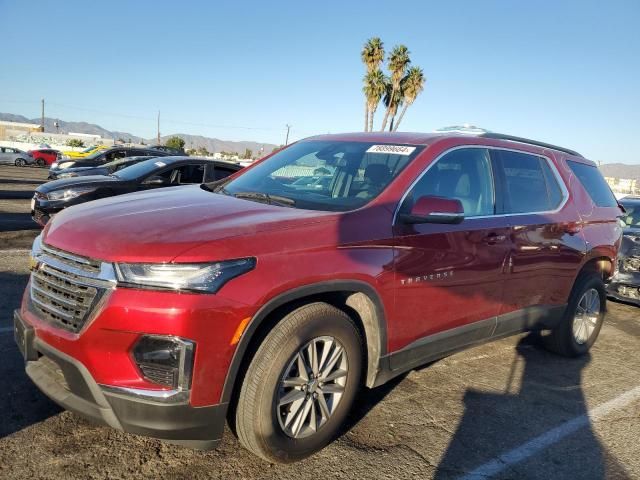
361;38;384;131
383;80;403;132
393;67;425;131
363;70;386;133
380;45;410;131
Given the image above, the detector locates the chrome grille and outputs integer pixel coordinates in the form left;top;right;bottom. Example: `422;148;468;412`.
41;244;102;273
29;244;115;333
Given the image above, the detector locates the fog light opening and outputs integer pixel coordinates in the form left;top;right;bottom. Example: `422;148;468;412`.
132;335;195;390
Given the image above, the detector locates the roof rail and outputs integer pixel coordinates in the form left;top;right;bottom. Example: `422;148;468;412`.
479;132;583;158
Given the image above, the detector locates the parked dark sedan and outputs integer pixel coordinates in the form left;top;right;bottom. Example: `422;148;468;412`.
49;147;172;179
54;156;154;178
33;156;241;225
607;196;640;305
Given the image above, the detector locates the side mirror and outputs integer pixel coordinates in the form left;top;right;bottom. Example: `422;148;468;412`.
399;195;464;224
143;175;167;186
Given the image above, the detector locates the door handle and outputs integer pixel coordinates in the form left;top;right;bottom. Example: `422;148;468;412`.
482;233;507;244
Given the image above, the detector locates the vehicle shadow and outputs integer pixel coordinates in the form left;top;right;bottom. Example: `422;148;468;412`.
0;190;34;200
340;373;407;434
0;212;39;232
433;335;631;479
0;272;62;439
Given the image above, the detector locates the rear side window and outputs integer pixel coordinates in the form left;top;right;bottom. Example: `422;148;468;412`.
495;150;564;214
567;160;618;207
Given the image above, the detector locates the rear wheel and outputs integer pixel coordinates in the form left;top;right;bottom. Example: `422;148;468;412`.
36;158;45;167
235;302;363;463
541;273;605;357
15;158;26;167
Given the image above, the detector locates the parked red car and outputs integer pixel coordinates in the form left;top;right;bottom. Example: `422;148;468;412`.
28;148;61;167
15;130;623;462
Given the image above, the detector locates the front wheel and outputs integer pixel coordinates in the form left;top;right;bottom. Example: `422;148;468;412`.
15;158;26;167
541;273;606;357
235;302;363;463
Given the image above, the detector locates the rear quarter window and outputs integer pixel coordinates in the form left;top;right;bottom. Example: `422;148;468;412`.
567;160;618;208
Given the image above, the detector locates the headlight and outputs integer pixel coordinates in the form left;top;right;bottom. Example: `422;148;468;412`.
114;258;256;293
30;234;43;270
47;186;96;201
51;162;59;168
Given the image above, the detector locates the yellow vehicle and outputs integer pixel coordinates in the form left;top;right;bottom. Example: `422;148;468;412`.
61;144;110;159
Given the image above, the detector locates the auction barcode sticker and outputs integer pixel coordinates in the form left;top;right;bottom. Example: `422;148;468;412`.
366;145;416;156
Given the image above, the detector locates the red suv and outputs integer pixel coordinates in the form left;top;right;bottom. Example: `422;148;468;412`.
28;148;61;167
14;131;622;462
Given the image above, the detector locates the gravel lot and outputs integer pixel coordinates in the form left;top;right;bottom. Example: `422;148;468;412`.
0;165;638;479
0;165;44;244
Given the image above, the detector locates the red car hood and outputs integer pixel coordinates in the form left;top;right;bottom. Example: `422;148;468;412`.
44;186;335;262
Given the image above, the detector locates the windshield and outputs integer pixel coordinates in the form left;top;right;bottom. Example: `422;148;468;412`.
104;156;147;170
82;146;97;153
83;149;108;160
621;201;640;228
220;141;422;212
114;158;171;180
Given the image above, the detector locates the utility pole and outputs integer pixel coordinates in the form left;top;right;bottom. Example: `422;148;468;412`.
40;98;45;132
285;124;291;145
157;110;161;144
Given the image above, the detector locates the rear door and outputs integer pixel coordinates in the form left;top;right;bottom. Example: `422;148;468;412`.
492;149;584;323
392;147;511;353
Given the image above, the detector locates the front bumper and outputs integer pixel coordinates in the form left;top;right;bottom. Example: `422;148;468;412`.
31;196;65;226
14;310;227;449
606;271;640;306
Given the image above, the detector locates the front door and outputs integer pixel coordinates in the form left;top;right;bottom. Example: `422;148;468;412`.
391;147;511;354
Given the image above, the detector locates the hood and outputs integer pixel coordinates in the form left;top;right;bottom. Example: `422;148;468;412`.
62;167;109;177
37;175;119;193
44;185;336;262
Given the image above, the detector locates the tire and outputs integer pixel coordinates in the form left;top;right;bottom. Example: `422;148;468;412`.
36;158;45;167
15;158;25;167
541;273;606;357
235;302;363;463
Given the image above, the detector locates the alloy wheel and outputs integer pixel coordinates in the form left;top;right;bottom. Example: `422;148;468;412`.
572;288;600;344
276;336;348;439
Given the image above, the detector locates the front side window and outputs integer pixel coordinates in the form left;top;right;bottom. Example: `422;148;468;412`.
495;150;564;214
400;148;495;217
178;164;205;184
214;166;238;180
220;141;422;212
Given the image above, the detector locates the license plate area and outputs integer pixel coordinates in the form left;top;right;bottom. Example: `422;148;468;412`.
13;312;36;362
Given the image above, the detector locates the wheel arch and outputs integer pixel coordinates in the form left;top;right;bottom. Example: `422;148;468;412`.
220;280;388;405
579;253;615;282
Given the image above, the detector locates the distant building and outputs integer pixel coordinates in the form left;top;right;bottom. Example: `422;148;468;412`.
605;176;638;195
0;120;41;140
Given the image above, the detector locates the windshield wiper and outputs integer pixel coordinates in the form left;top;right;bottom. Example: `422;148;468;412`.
233;191;296;207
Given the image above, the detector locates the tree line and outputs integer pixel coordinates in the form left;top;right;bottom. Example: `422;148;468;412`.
361;37;425;132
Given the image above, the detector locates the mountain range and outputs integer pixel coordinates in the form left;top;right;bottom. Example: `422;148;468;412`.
598;163;640;182
0;112;278;155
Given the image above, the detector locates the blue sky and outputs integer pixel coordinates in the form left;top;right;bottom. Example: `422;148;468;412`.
1;0;638;163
